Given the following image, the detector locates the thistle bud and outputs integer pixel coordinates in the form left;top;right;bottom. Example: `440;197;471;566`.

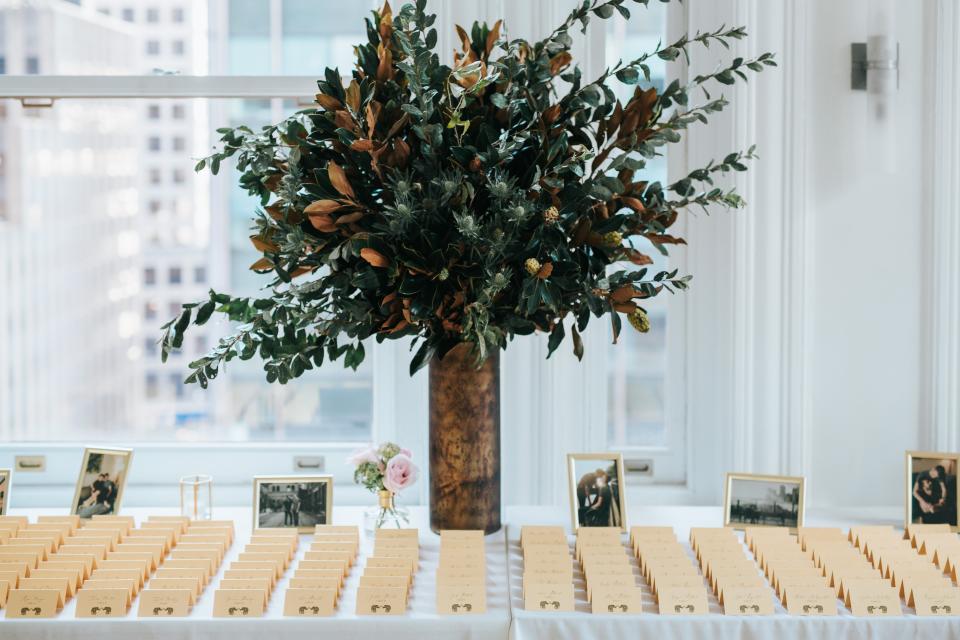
628;308;651;333
543;206;560;224
524;258;542;276
602;231;623;248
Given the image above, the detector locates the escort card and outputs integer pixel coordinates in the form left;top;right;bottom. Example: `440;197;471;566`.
721;586;774;615
522;582;575;612
283;588;337;617
212;589;267;618
847;584;902;616
913;585;960;616
75;588;129;617
436;583;487;614
5;589;62;617
782;586;839;615
657;586;709;615
148;578;200;600
590;585;643;614
356;585;407;615
138;588;193;617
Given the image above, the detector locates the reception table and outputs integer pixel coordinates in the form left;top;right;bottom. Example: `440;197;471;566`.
3;505;959;640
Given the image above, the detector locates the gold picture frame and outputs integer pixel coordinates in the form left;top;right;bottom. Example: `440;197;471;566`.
252;475;333;533
0;468;10;516
70;447;134;519
723;472;805;532
567;453;627;532
905;450;960;531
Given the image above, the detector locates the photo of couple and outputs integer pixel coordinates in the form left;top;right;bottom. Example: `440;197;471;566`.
908;452;958;527
254;475;332;532
568;453;627;530
71;448;132;518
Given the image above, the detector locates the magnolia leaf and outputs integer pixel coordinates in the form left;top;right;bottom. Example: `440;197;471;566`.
571;324;584;361
485;19;502;56
360;247;390;268
249;235;278;253
350;139;377;152
327;161;356;199
315;93;342;110
250;257;273;272
345;80;361;112
304;199;346;215
549;52;572;76
536;262;554;279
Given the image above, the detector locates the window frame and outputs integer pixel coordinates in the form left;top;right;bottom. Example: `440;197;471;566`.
0;0;721;509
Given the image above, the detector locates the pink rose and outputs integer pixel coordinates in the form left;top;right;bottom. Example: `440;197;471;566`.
383;454;419;494
347;446;379;467
400;448;413;458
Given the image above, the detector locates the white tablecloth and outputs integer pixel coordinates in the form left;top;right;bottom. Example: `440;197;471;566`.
506;506;960;640
4;504;960;639
2;506;511;640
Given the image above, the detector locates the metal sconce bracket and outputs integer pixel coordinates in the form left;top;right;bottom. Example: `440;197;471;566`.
851;40;899;91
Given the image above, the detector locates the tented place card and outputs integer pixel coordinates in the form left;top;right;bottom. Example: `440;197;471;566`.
280;524;357;617
213;528;295;618
631;526;708;615
520;526;574;612
577;527;641;614
752;527;836;616
356;528;418;615
436;529;486;615
692;527;770;615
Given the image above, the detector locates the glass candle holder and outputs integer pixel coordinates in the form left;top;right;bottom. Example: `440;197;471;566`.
179;474;213;520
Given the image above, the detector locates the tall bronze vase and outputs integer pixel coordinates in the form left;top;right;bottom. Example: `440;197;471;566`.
429;343;501;534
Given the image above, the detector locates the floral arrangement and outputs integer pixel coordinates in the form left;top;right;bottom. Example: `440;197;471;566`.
349;441;420;495
159;0;774;382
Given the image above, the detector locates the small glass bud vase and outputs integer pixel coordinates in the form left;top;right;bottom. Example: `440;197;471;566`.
179;474;213;520
364;490;409;534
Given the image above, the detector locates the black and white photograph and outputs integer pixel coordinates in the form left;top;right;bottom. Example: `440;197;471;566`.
723;473;805;531
567;453;627;531
253;475;333;532
906;451;959;528
70;447;133;519
0;468;9;516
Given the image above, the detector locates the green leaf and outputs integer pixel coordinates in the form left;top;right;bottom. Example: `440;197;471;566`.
195;300;216;326
593;4;615;18
409;340;436;375
546;321;565;358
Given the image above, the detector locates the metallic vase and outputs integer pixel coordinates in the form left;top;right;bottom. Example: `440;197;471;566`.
428;343;501;534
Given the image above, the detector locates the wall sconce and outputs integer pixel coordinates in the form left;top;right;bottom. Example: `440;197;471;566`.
851;36;899;120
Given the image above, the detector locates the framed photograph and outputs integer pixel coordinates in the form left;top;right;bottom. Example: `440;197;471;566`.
0;468;9;516
567;453;627;531
906;451;959;530
253;475;333;532
71;447;133;519
723;472;805;532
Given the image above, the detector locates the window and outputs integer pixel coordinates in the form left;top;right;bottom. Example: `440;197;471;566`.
149;167;162;185
167;301;181;318
194;335;208;354
194;266;206;284
0;57;5;75
172;7;185;23
144;301;158;320
172;40;185;56
148;136;161;152
144;267;156;286
171;104;185;119
145;373;159;398
168;266;182;285
147;104;160;119
144;337;157;356
145;7;159;23
599;2;685;482
24;56;39;74
172;136;185;152
171;168;185;184
146;40;160;56
148;199;161;214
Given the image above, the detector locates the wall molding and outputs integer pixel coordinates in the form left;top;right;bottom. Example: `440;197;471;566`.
925;1;960;451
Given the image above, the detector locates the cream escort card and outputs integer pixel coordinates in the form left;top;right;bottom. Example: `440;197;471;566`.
436;529;486;615
629;526;709;615
747;529;834;616
520;525;575;612
689;527;774;616
279;524;358;617
578;527;641;615
355;528;418;616
213;529;294;618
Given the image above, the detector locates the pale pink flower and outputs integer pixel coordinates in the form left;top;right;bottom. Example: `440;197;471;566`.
383;454;419;494
347;446;379;467
400;448;413;458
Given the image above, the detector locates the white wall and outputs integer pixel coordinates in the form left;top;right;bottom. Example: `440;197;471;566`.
803;0;927;507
